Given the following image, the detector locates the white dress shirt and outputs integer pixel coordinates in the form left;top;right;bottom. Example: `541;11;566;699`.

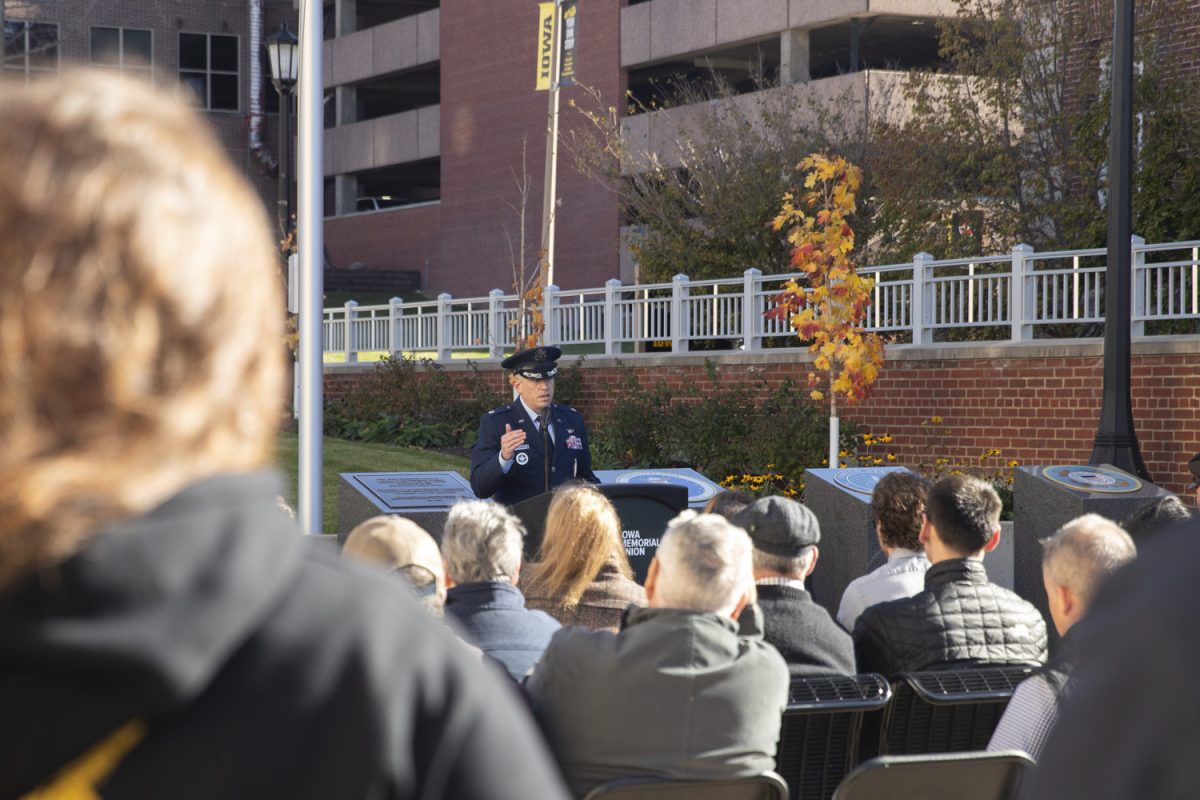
836;547;930;631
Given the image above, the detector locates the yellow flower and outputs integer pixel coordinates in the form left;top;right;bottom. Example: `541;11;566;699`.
838;450;849;458
880;434;894;443
872;457;883;465
1007;459;1020;468
886;453;897;462
931;416;943;424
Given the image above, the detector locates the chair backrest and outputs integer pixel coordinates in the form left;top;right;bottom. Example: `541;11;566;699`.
582;772;789;800
775;674;892;800
878;665;1035;756
831;750;1035;800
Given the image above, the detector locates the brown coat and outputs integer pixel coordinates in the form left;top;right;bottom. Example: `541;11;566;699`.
523;562;646;633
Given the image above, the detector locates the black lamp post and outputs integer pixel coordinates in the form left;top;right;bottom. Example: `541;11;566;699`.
1090;0;1149;480
266;23;299;237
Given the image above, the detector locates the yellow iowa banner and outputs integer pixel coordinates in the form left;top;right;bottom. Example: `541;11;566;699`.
535;3;556;91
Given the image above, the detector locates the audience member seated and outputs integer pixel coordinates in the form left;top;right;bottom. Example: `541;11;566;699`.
988;514;1135;760
853;474;1047;676
342;515;448;615
837;472;931;631
704;489;756;518
732;496;856;677
0;72;566;798
1124;495;1192;540
442;500;561;680
527;512;788;798
521;485;646;632
1025;515;1200;800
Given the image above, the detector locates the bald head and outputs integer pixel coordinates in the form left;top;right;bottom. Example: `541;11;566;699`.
1042;514;1136;635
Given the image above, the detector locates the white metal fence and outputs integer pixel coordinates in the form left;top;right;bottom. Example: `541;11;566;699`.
323;236;1200;362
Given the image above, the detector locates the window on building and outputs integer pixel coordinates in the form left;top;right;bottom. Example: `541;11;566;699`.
179;32;240;111
91;27;153;76
2;21;60;82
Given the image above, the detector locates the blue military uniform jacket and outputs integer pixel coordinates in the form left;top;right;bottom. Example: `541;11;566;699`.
470;400;598;506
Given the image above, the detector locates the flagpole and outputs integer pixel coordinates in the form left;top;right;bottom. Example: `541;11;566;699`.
297;0;325;534
539;0;563;291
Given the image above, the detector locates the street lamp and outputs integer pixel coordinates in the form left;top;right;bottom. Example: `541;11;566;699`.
266;23;299;236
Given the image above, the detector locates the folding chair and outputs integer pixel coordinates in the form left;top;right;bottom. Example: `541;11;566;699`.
581;771;789;800
832;750;1035;800
775;674;892;800
877;665;1035;755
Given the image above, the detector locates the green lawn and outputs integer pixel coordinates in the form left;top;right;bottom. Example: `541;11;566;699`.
275;432;470;533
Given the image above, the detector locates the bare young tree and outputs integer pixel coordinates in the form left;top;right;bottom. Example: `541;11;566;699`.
564;63;871;283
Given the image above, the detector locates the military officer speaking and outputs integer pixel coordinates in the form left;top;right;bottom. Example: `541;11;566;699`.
470;346;598;506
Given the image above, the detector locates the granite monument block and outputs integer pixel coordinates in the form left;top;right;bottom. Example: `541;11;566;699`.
1013;463;1171;642
337;471;476;544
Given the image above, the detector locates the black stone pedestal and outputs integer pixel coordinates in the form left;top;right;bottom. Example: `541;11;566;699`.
1013;464;1170;644
336;471;476;544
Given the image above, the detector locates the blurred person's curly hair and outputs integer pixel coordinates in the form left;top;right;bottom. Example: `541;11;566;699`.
0;72;283;585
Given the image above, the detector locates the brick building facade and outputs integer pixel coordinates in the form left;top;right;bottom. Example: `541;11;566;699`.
3;0;298;234
320;0;972;295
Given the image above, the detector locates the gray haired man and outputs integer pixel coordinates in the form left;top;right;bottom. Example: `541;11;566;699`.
442;500;560;681
527;511;789;798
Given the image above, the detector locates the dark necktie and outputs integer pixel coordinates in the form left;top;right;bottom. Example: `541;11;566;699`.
539;409;551;492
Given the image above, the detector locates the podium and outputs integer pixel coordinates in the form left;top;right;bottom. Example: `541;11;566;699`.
510;484;689;582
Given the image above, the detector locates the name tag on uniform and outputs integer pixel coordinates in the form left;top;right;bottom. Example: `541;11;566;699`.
566;435;583;450
514;443;531;451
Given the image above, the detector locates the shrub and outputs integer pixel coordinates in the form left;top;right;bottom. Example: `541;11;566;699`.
592;361;834;491
326;355;504;449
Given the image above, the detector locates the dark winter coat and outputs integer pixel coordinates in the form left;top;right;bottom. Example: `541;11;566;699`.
755;583;857;677
444;581;561;681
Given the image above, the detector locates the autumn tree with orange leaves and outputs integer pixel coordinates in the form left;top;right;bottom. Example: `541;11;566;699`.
767;154;885;466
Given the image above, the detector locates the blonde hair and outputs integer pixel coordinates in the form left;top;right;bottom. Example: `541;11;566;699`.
524;485;632;609
343;516;445;587
0;71;283;584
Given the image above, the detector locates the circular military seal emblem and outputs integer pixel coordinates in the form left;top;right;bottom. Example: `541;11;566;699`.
1041;465;1142;494
613;470;717;503
832;466;910;496
515;452;530;466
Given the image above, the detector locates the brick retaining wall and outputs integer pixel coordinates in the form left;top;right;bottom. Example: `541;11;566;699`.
325;339;1200;497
